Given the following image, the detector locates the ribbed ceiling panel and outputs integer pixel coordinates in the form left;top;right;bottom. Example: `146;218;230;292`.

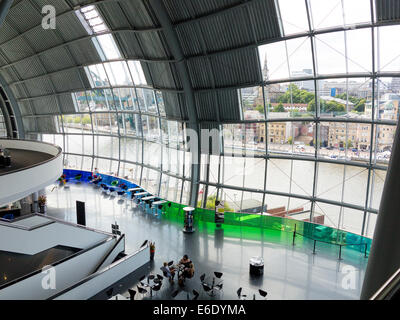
23;77;54;97
146;62;180;90
198;7;255;53
376;0;400;22
0;21;19;44
162;0;242;23
187;57;214;90
119;1;159;28
13;56;45;80
58;92;76;114
67;41;102;65
217;89;241;121
49;69;85;93
1;37;35;62
24;28;63;53
40;48;76;73
6;1;43;33
194;91;219;121
163;91;183;119
56;14;89;42
116;32;145;59
32;96;59;115
210;48;261;88
136;31;171;59
249;0;281;42
0;67;19;84
0;0;282;123
34;0;71;13
97;2;131;29
175;23;203;57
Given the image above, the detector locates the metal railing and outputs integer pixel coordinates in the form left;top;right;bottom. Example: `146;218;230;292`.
370;267;400;300
0;138;62;176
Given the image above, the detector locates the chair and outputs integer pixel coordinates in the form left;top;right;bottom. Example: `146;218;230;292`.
156;274;164;281
201;282;212;294
106;287;114;298
137;285;147;298
192;289;199;300
0;155;5;167
4;156;11;167
171;289;180;298
74;174;82;183
237;287;247;300
200;273;206;282
147;274;155;284
154;274;164;284
140;240;148;248
128;289;136;300
152;283;162;298
259;289;268;299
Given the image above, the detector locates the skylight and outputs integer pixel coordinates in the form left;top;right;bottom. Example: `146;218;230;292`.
75;5;121;61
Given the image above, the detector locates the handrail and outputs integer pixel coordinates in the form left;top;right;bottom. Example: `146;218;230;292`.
370;267;400;300
92;234;126;273
48;243;149;300
0;236;115;291
34;213;114;237
0;214;114;237
0;219;55;231
0;138;62;176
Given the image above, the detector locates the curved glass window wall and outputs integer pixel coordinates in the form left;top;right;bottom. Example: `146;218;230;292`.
21;1;400;239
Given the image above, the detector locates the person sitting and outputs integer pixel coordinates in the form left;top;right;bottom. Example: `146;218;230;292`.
160;262;176;283
92;168;102;184
178;255;195;286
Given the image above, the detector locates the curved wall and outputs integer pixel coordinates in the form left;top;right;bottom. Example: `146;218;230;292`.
0;139;63;206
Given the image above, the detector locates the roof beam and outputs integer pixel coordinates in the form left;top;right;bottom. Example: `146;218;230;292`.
148;0;200;207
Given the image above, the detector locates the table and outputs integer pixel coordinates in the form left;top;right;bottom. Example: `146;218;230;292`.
152;200;167;206
128;187;142;192
135;192;149;197
142;196;156;201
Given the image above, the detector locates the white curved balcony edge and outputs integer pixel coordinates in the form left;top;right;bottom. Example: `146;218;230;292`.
0;139;63;206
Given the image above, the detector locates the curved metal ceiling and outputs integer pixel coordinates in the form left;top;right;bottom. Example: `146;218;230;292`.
0;0;281;129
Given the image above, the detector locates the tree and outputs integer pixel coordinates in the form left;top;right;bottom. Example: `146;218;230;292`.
278;84;314;104
307;99;345;113
273;102;285;112
82;115;91;125
73;116;81;124
255;104;264;114
353;99;366;112
287;136;293;144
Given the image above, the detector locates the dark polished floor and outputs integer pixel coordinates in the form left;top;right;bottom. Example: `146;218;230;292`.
0;245;80;287
45;183;368;300
0;149;53;175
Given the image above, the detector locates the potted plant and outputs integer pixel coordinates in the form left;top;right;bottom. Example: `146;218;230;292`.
38;195;47;214
149;241;155;260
